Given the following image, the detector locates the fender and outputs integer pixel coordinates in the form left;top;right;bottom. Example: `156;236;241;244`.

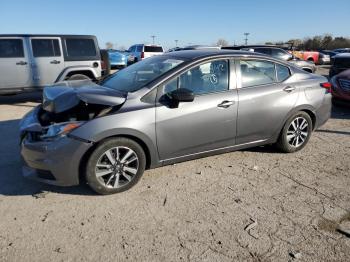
72;126;160;169
270;104;317;142
55;66;99;82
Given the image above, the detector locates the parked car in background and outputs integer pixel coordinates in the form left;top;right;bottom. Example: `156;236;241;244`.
333;48;350;54
127;44;164;62
329;53;350;78
330;69;350;105
291;50;320;64
222;45;316;73
321;50;338;58
170;45;221;51
20;50;331;194
318;52;331;65
321;50;338;64
108;49;128;69
0;34;102;95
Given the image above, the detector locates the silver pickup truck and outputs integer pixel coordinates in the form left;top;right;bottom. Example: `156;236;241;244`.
0;34;102;95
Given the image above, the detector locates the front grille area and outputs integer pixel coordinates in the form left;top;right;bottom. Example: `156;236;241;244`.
339;79;350;91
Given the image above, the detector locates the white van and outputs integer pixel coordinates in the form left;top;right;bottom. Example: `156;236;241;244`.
127;44;164;62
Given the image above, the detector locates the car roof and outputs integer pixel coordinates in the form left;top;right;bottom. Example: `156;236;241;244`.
223;45;285;50
165;49;267;60
0;34;96;38
182;45;220;49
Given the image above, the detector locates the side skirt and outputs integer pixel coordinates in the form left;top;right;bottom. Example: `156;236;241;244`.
160;139;272;167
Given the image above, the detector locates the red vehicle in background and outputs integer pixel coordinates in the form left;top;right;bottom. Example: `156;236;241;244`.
292;50;320;64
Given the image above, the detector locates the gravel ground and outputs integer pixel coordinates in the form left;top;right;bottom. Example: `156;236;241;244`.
0;67;349;261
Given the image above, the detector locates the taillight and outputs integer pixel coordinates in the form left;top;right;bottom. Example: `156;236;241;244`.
141;52;144;59
321;82;331;93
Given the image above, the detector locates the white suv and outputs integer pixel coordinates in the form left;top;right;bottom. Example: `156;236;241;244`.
0;34;102;95
127;44;164;62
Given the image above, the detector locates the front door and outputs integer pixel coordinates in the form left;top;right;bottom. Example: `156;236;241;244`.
156;59;238;160
0;37;31;89
29;37;64;86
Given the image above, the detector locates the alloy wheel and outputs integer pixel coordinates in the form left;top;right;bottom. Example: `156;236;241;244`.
286;117;309;148
95;146;139;188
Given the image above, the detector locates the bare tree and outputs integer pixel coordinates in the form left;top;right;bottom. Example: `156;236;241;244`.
105;42;114;49
216;38;229;47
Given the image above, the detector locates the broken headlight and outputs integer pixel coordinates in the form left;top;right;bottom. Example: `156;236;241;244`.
41;121;85;140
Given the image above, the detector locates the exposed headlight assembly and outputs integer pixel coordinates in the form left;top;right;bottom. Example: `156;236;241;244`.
41;121;85;140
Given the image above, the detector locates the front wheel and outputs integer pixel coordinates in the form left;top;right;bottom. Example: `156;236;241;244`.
276;112;313;153
86;138;146;194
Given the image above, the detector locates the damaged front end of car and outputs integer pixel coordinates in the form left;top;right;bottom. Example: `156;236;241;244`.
19;80;128;186
20;80;127;142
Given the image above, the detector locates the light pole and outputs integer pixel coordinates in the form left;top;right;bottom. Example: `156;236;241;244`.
175;39;179;47
244;33;250;45
151;35;156;45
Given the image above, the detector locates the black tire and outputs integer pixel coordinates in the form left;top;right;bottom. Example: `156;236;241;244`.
276;111;313;153
69;74;91;81
86;137;146;195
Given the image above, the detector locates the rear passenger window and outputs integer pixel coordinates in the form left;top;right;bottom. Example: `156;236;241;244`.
136;46;143;52
0;39;24;58
240;60;276;88
65;38;96;57
32;39;61;57
276;64;291;82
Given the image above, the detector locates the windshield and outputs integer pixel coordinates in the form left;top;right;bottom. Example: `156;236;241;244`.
102;56;185;92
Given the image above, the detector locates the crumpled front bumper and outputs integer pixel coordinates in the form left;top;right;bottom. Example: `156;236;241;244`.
20;107;93;186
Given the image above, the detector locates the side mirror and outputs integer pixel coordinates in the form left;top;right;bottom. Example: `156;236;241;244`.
170;88;194;103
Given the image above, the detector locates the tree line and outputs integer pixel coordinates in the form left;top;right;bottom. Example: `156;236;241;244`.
267;35;350;51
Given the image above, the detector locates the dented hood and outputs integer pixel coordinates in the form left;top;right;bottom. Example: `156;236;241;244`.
42;80;126;113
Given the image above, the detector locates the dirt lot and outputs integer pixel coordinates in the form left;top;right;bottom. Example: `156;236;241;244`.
0;67;349;261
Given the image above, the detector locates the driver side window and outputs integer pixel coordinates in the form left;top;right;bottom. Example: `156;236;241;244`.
180;60;229;95
163;60;229;96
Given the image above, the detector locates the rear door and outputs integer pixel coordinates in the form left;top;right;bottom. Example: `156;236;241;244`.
29;37;64;86
236;58;298;144
0;37;31;89
156;59;238;160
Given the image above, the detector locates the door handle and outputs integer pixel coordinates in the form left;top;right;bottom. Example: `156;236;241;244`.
217;100;235;108
16;61;27;65
50;60;61;64
283;86;296;92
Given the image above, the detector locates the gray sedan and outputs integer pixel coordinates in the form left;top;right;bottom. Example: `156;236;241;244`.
20;50;332;194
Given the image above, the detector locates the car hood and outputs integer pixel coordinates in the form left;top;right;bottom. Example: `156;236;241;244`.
42;80;126;113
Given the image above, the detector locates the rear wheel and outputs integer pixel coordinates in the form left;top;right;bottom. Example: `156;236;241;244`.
86;138;146;194
276;111;312;153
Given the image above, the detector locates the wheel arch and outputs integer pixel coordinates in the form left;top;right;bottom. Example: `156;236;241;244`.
78;133;158;185
273;105;317;143
55;66;99;82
